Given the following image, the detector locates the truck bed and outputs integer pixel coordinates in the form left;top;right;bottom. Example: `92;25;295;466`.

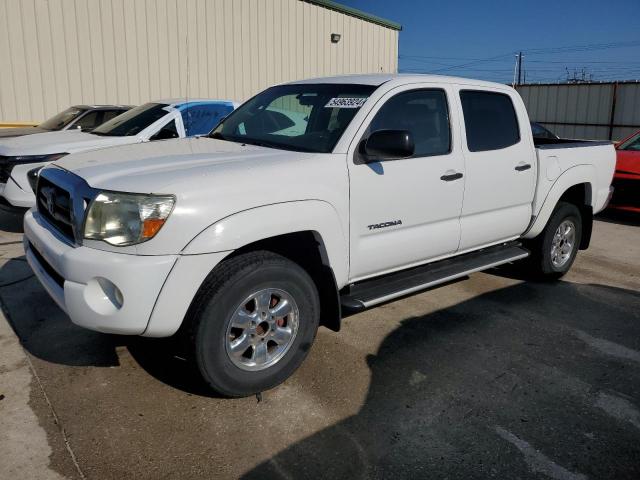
532;138;616;218
534;137;613;149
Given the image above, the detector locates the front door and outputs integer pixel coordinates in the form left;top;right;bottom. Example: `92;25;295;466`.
347;85;466;281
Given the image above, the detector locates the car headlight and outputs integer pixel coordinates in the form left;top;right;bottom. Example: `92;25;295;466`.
11;153;68;164
27;167;43;193
84;192;175;246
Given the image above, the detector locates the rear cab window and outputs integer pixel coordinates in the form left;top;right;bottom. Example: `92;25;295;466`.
460;90;520;152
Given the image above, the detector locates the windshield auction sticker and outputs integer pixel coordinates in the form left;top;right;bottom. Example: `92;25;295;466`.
325;97;367;108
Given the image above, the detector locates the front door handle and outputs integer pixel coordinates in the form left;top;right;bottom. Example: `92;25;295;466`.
515;163;532;172
440;172;463;182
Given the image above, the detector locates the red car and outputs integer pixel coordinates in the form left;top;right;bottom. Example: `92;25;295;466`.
610;130;640;212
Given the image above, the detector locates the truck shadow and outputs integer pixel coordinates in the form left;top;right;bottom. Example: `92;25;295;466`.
0;207;26;233
239;280;640;479
0;253;218;395
596;210;640;227
3;252;640;452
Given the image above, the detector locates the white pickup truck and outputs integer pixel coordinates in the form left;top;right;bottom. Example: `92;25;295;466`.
23;74;615;397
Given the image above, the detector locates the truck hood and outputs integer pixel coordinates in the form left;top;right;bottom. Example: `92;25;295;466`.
50;136;347;257
0;130;137;156
54;137;312;192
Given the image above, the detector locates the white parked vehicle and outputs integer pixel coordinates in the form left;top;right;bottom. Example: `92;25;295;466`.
0;104;132;139
24;75;615;397
0;99;237;209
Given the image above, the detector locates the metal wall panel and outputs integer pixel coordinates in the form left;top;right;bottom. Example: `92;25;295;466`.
517;82;640;141
0;0;399;122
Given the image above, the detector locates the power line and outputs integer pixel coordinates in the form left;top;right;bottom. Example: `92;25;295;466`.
399;39;640;84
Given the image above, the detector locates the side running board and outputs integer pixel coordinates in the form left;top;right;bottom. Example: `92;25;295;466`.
340;242;529;312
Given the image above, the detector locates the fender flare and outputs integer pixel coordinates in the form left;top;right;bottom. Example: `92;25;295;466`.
523;165;594;239
182;200;349;287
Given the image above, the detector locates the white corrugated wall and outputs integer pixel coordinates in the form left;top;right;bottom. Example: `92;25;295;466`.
0;0;399;122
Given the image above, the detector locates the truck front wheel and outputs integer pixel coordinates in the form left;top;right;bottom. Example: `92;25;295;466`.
525;201;582;279
186;251;320;397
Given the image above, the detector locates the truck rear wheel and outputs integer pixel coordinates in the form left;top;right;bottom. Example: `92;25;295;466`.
525;201;582;279
186;251;320;397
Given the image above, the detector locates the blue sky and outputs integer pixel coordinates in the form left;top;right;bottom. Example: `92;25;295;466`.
338;0;640;84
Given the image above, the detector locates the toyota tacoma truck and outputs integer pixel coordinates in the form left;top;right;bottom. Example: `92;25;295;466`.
1;99;237;209
23;75;615;397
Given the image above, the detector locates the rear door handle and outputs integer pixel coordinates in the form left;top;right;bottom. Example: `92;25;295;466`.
515;163;531;172
440;172;463;182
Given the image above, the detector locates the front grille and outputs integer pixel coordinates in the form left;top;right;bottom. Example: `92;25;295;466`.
611;177;640;209
37;176;75;241
0;156;11;183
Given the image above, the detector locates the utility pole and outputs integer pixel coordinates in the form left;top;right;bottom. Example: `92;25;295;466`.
517;51;523;85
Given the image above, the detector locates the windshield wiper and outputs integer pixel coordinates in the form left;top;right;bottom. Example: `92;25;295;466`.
208;132;272;148
209;131;229;141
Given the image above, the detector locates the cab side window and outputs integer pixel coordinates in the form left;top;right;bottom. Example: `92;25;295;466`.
369;89;451;157
74;111;103;131
460;90;520;152
150;119;179;140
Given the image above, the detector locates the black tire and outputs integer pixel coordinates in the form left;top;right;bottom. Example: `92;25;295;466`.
185;250;320;397
524;201;582;279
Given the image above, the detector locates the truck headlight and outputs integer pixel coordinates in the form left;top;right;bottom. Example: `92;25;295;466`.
84;192;175;246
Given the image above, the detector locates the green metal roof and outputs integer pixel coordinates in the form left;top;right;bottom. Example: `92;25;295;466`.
305;0;402;31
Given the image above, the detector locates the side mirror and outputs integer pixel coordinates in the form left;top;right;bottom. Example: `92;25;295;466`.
362;129;414;161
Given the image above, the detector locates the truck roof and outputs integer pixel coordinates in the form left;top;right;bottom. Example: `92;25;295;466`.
287;73;511;90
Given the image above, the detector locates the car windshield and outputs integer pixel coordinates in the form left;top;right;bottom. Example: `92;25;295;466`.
211;84;376;153
92;103;169;137
618;132;640;151
39;107;86;131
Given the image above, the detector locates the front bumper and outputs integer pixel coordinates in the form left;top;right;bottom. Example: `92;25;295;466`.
24;209;178;335
2;176;35;208
1;160;43;208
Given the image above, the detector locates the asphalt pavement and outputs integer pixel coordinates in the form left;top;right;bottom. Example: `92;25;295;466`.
0;207;639;479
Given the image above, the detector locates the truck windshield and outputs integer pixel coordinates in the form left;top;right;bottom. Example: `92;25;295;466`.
618;132;640;151
39;107;86;131
92;103;169;137
211;84;376;153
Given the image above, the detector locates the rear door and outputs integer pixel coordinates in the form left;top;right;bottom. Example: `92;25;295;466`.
455;87;536;250
347;84;465;280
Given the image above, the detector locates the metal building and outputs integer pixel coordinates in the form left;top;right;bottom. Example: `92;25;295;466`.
517;81;640;141
0;0;400;123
